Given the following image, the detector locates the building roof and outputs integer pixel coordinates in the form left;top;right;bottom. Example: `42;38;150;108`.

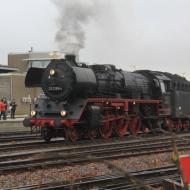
0;73;25;76
0;65;18;73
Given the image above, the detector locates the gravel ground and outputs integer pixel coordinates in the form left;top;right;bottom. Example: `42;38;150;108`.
0;150;189;189
0;163;111;189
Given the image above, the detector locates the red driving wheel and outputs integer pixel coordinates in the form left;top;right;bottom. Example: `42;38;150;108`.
130;116;141;135
68;127;78;142
88;127;97;140
115;119;128;137
99;120;112;139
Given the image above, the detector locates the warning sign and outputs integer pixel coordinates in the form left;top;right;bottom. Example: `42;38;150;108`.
179;155;190;186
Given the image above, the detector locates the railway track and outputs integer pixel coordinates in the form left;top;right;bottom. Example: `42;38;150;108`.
0;133;189;173
0;131;32;136
7;165;179;190
0;130;188;149
0;131;190;153
0;133;41;143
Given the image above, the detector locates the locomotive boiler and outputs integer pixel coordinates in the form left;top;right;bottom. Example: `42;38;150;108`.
23;55;190;142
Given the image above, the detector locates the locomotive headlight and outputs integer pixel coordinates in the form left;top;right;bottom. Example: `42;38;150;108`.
50;69;55;76
31;110;36;117
60;110;66;117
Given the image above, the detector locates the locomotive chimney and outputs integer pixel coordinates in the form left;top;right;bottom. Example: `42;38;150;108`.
65;54;76;62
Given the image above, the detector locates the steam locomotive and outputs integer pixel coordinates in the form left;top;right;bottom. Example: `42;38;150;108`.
23;54;190;142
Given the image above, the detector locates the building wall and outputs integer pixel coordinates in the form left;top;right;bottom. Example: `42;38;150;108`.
0;73;42;115
12;75;42;115
0;75;11;100
8;52;60;73
8;53;29;73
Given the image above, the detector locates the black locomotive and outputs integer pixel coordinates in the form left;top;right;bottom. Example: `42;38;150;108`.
23;55;190;142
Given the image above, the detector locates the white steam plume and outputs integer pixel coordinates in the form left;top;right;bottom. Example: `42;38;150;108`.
52;0;99;55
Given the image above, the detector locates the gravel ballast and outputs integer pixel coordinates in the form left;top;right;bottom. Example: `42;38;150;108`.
0;150;188;189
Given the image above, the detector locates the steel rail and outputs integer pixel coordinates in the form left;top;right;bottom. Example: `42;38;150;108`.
0;131;189;152
0;135;190;162
0;138;189;173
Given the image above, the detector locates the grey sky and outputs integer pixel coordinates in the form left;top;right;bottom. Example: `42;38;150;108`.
0;0;190;79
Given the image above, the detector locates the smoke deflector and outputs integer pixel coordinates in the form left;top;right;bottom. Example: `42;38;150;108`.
25;68;45;87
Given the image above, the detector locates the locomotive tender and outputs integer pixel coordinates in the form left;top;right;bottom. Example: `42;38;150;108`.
23;54;190;142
